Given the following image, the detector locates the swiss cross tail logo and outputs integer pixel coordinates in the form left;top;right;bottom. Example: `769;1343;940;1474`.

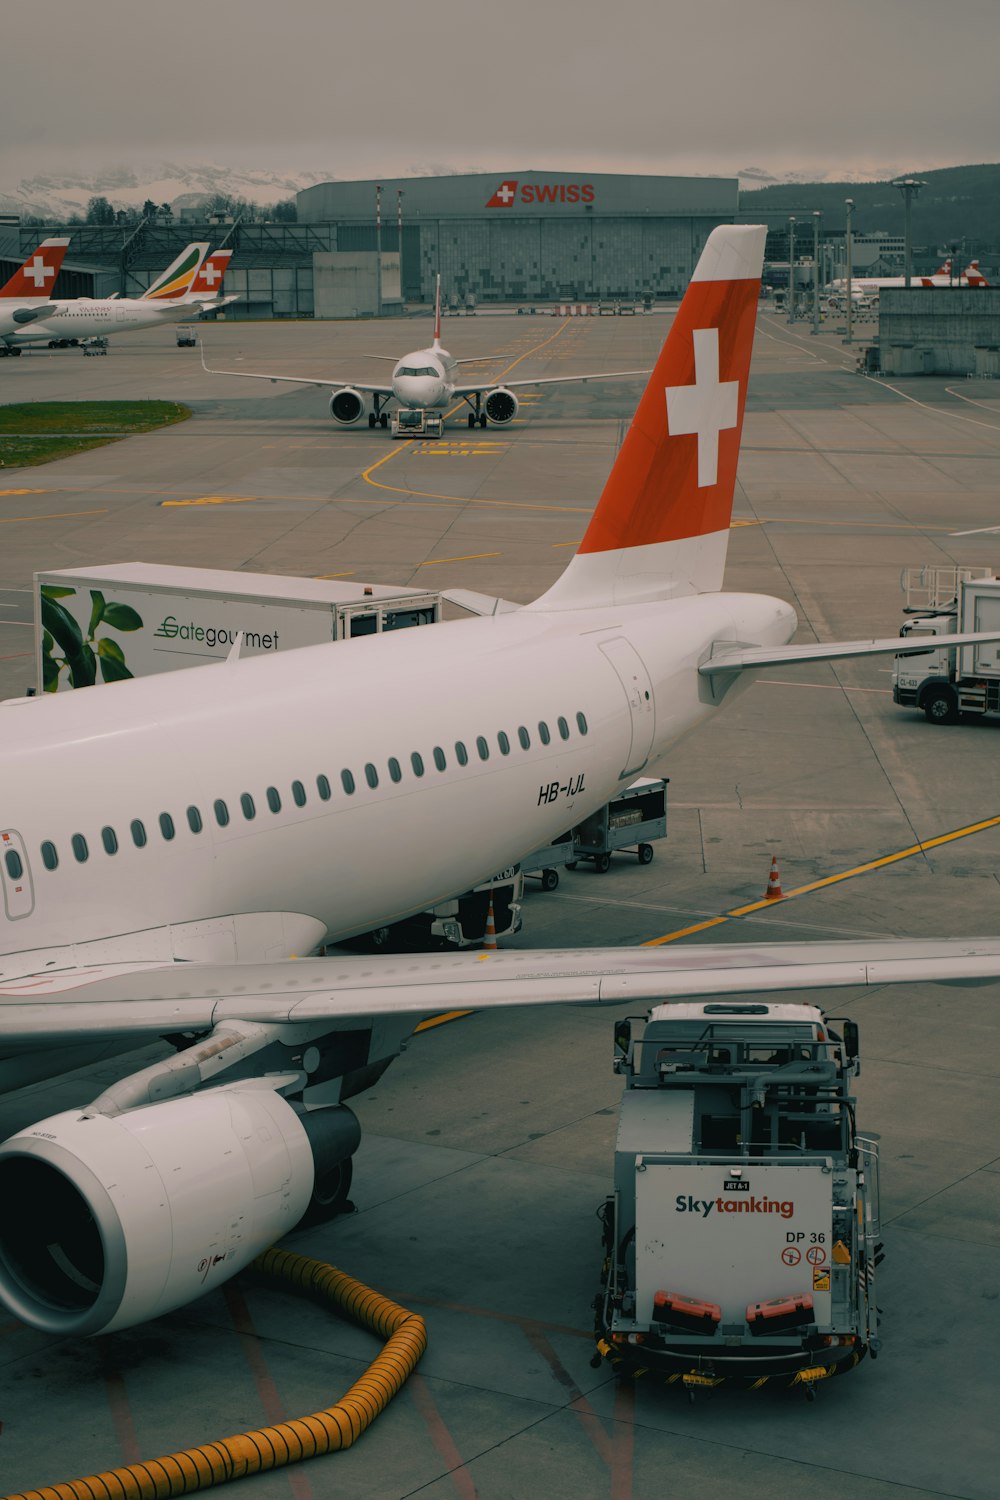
200;262;221;286
665;327;739;488
486;179;519;208
24;256;53;288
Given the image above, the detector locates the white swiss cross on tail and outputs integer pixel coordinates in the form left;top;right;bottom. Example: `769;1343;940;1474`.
665;327;739;488
24;256;53;288
486;180;519;208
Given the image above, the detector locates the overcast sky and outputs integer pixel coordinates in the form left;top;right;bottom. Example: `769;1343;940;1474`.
4;0;998;190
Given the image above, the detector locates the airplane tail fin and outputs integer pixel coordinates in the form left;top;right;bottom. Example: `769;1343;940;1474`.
433;273;442;346
0;238;70;299
527;224;765;612
964;261;990;286
141;243;210;301
183;249;233;301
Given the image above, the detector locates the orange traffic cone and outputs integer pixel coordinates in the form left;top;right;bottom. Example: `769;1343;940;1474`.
482;894;498;950
764;855;783;901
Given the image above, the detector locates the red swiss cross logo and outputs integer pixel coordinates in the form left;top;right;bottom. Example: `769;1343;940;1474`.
486;180;518;208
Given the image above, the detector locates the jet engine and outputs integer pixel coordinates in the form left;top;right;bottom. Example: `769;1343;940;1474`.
0;1087;360;1337
483;388;519;425
329;388;366;424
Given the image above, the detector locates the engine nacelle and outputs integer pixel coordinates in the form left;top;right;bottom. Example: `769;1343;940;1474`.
0;1088;359;1336
329;387;366;424
483;388;519;425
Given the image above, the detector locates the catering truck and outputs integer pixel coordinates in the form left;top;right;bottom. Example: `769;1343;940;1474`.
893;565;1000;723
34;563;443;692
594;1000;881;1395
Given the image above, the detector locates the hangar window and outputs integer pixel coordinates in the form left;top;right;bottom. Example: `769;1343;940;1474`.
538;721;551;745
41;841;58;871
266;787;282;814
518;726;530;750
365;763;379;789
5;849;23;878
388;757;402;783
476;736;490;761
455;740;469;766
71;833;89;863
433;747;446;771
411;752;425;778
214;799;230;828
557;717;570;741
292;780;307;807
131;819;147;848
101;826;118;855
576;712;588;735
241;793;256;821
317;774;332;801
187;806;203;833
341;769;356;795
497;731;510;755
159;813;175;842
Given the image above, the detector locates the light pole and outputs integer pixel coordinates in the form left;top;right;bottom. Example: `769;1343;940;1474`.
845;198;854;346
788;217;796;320
892;178;925;287
375;183;383;317
397;189;404;302
812;210;821;334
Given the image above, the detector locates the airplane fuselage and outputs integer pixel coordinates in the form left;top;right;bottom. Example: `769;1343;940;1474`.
390;341;460;410
0;592;795;979
5;297;206;345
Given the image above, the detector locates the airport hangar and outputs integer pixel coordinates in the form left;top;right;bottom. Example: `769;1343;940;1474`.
1;169;739;317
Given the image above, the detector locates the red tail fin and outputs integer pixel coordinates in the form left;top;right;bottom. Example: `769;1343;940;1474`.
0;238;70;299
187;249;233;298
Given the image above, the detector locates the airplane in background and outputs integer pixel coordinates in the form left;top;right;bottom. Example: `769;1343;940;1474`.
202;273;649;429
0;237;71;355
962;260;990;286
827;258;991;299
4;225;1000;1340
0;246;238;351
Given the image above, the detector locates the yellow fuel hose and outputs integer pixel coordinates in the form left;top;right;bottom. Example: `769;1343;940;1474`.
3;1248;427;1500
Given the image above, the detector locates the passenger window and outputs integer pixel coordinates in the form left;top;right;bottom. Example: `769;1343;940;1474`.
71;833;89;863
267;787;282;814
411;752;424;777
41;840;58;871
5;849;23;879
455;741;469;766
241;793;256;821
518;726;530;750
131;819;147;848
538;721;551;745
341;769;356;794
558;716;570;740
576;711;588;735
159;813;175;842
317;774;331;801
292;780;306;807
187;806;203;833
214;799;230;827
433;746;446;771
388;757;402;783
497;731;510;755
476;735;490;761
365;763;379;789
101;827;118;855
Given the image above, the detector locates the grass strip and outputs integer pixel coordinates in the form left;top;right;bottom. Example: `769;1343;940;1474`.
0;401;190;467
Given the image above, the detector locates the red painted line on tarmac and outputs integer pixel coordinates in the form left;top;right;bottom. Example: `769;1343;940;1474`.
523;1325;615;1469
611;1380;635;1500
223;1283;315;1500
408;1373;480;1499
104;1370;142;1465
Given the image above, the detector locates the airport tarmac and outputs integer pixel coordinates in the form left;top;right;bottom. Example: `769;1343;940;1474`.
1;309;999;1499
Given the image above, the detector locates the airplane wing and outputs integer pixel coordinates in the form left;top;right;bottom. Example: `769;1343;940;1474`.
4;938;1000;1044
199;348;394;397
452;370;649;397
699;630;1000;675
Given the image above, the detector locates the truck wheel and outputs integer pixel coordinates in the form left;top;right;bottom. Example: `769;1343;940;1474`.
638;844;654;865
923;687;959;724
594;853;612;874
565;860;578;870
541;868;559;891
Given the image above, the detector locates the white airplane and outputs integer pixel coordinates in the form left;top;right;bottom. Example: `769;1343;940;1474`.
2;246;237;350
827;259;956;296
0;237;71;354
202;274;649;430
5;224;1000;1341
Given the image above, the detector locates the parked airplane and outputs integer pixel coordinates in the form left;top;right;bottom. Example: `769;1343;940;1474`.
827;260;955;296
202;274;648;429
0;237;71;355
1;245;237;350
4;224;1000;1340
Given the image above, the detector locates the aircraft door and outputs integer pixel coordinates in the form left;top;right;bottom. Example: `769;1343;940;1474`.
598;638;655;779
1;830;34;920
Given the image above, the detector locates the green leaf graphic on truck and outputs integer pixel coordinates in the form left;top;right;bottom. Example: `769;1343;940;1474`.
40;586;143;690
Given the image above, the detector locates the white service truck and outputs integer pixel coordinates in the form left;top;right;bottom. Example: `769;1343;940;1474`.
892;565;1000;723
594;1000;881;1395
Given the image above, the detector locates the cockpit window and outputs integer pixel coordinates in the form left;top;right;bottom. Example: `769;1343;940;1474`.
396;365;438;378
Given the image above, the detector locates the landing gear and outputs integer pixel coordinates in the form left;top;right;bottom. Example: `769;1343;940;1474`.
479;413;487;428
380;412;388;429
468;412;476;428
369;412;377;428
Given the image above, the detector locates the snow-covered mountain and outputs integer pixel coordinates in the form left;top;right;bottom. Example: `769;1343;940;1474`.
0;162;332;221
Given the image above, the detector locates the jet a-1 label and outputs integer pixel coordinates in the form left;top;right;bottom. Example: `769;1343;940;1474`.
537;773;586;805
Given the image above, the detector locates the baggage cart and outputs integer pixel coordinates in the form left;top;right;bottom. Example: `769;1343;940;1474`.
568;776;667;873
519;831;574;891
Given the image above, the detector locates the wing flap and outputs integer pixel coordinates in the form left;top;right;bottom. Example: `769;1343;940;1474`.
699;630;1000;675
